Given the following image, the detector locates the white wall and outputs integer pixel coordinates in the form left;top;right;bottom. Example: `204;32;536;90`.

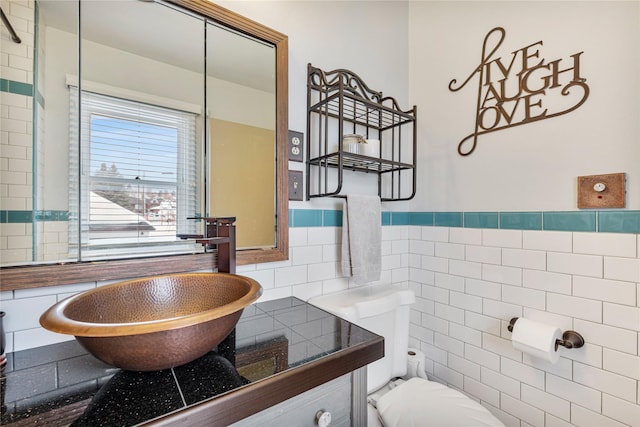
218;0;412;211
404;3;640;426
409;1;640;212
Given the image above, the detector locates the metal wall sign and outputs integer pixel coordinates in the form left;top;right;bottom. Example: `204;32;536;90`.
449;27;589;156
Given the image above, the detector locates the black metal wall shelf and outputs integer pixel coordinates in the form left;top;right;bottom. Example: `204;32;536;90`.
306;63;417;201
310;152;414;174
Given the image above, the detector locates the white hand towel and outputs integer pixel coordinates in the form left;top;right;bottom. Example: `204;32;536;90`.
341;194;381;284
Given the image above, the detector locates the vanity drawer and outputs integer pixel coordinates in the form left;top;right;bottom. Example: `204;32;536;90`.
230;373;352;427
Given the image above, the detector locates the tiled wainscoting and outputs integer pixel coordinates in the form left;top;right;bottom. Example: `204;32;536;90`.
407;226;640;427
1;210;639;426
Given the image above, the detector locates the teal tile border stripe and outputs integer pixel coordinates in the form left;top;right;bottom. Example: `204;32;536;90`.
287;209;640;234
3;209;640;233
464;212;498;229
500;212;542;230
544;211;595;232
599;211;640;234
1;210;68;223
0;78;33;97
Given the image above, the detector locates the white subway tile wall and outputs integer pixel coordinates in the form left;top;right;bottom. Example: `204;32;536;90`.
409;226;640;427
1;1;35;264
2;223;640;425
2;0;638;423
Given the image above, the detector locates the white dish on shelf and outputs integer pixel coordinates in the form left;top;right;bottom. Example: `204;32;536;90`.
343;134;363;154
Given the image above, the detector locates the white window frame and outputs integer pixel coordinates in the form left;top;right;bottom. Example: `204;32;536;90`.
69;87;200;261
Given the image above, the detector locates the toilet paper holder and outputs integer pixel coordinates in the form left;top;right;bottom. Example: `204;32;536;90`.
508;317;584;351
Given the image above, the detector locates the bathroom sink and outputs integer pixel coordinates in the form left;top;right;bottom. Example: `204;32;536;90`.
40;273;262;371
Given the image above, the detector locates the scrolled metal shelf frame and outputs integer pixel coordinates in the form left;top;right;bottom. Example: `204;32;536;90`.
306;64;417;201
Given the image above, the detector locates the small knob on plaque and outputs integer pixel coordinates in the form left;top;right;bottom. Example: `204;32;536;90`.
593;182;606;192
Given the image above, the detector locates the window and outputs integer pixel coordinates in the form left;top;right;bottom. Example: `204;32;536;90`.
69;90;200;260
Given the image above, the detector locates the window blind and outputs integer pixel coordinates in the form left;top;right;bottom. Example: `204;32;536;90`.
69;89;200;260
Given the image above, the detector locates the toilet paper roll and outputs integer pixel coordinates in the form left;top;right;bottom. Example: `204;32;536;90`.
511;318;563;364
363;139;380;157
406;347;428;379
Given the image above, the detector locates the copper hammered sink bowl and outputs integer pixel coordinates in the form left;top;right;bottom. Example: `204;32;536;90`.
40;273;262;371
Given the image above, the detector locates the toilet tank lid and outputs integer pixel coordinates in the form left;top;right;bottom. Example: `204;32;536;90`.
309;284;415;322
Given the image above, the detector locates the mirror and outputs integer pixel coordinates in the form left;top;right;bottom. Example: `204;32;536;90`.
207;22;276;249
75;0;206;261
1;0;288;289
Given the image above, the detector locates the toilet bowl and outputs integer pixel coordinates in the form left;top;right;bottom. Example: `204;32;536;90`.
368;377;504;427
309;285;505;427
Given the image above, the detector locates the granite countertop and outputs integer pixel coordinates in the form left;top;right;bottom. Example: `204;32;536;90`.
1;297;383;426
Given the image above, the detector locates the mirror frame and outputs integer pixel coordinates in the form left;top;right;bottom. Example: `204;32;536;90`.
0;0;289;291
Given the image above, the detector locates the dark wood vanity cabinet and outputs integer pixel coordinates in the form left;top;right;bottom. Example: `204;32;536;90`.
1;298;380;427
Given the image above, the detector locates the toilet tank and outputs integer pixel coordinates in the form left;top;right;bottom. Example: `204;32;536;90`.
309;284;415;393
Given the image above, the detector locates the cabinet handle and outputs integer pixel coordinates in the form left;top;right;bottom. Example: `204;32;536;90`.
315;410;332;427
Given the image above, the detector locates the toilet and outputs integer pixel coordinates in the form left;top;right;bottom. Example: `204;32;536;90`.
309;284;505;427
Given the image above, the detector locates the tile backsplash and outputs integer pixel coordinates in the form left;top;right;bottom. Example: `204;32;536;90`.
407;225;639;427
1;212;639;426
